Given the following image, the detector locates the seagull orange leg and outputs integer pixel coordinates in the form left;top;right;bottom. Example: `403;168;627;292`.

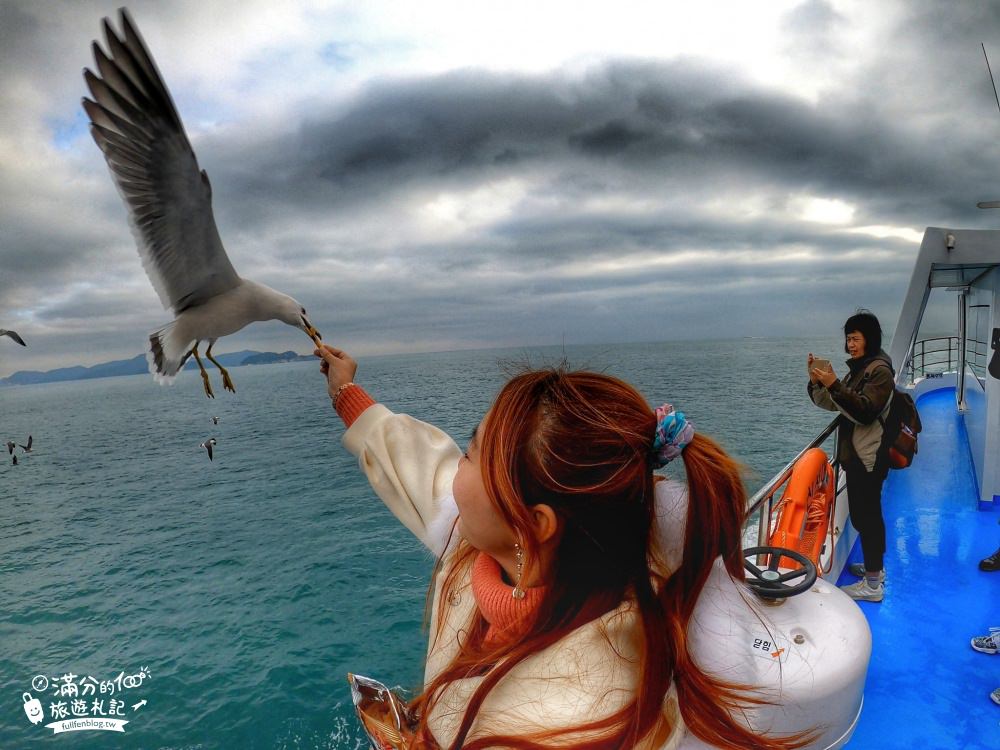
205;343;236;393
190;345;215;398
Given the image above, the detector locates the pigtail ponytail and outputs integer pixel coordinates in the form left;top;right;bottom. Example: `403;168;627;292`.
659;434;812;750
677;433;747;598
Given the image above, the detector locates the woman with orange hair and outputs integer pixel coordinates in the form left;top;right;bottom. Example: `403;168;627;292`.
316;344;808;750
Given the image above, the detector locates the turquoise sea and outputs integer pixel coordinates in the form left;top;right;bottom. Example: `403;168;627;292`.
0;337;846;748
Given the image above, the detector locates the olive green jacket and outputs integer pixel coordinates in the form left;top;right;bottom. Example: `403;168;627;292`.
808;351;894;472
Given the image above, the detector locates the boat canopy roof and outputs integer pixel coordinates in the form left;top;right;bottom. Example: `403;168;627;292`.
889;227;1000;370
927;263;998;287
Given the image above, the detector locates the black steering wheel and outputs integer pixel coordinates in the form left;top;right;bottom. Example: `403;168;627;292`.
742;546;818;599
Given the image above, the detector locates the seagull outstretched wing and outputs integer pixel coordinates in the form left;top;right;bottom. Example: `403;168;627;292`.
82;9;240;314
0;329;26;346
200;438;216;461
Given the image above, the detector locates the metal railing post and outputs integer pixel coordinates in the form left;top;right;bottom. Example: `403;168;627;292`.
958;293;968;411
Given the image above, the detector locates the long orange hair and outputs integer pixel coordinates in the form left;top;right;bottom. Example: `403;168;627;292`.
412;368;811;749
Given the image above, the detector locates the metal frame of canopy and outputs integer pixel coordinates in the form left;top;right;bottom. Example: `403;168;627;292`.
891;227;1000;506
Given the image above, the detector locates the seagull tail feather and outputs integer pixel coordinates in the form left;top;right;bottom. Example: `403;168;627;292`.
147;322;194;385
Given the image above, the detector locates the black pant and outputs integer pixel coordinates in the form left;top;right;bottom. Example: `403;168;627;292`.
845;459;888;572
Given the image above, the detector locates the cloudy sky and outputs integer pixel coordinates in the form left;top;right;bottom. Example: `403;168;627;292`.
1;0;999;377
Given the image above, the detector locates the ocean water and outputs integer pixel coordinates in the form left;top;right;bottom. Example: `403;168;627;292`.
0;337;845;748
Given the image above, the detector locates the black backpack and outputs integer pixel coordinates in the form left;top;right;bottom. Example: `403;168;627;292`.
880;388;922;469
851;361;922;470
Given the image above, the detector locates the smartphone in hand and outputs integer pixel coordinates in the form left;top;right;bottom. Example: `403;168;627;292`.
809;357;832;373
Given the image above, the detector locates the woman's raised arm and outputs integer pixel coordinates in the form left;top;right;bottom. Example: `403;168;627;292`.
316;344;461;552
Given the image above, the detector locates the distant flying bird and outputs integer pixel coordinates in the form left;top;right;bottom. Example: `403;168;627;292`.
0;329;26;346
19;435;32;453
5;441;13;455
81;9;322;399
200;438;217;461
211;416;219;425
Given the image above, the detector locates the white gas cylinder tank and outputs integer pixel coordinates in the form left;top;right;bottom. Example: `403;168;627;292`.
678;558;871;750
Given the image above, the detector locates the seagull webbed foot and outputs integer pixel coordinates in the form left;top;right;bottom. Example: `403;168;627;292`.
191;344;215;398
200;370;215;399
205;344;235;394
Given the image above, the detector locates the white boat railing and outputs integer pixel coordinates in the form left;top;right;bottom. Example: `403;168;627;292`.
908;334;990;382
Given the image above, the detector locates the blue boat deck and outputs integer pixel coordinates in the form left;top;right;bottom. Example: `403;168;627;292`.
839;388;1000;749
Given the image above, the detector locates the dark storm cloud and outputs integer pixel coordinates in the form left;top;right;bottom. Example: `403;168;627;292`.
209;62;747;216
201;51;1000;241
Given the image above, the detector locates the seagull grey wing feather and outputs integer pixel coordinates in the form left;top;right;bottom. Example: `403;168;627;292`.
0;329;26;346
83;9;240;314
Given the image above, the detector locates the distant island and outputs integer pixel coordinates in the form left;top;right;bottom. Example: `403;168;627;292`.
0;350;312;387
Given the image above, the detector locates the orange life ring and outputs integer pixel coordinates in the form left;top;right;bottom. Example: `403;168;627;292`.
768;447;835;573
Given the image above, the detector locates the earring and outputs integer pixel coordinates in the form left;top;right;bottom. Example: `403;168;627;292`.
512;542;526;600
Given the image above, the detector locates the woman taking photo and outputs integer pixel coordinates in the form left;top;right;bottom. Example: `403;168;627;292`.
808;309;895;603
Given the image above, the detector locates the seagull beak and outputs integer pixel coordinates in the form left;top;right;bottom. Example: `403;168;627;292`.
301;315;322;346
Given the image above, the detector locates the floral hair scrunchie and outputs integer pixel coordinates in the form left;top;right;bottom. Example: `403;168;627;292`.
651;404;695;469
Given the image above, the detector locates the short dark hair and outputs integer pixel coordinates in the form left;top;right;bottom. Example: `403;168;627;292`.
844;309;882;356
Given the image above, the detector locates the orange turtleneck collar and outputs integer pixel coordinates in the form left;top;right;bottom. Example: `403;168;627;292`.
471;551;546;646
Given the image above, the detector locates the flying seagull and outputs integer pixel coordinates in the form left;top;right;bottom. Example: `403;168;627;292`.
211;416;219;425
0;329;26;346
200;438;217;461
81;9;322;398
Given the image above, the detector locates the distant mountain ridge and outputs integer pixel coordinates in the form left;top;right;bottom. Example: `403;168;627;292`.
0;350;312;387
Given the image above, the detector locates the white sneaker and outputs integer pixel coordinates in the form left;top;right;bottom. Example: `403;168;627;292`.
848;563;885;582
972;628;1000;655
839;578;884;602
